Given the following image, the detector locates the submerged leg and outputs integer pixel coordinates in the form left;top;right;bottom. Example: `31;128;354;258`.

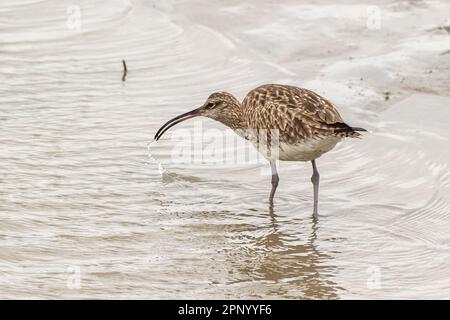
311;159;320;216
269;160;279;203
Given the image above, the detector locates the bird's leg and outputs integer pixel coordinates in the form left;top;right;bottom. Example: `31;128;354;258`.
311;159;320;216
269;160;279;203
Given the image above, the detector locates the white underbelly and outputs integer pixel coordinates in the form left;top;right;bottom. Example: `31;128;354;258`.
277;137;341;161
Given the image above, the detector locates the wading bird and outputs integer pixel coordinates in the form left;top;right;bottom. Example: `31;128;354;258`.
155;84;366;215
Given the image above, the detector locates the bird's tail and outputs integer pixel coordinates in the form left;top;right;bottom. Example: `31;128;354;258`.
332;123;367;138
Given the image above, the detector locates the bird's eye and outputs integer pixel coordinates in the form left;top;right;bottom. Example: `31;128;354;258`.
206;102;215;109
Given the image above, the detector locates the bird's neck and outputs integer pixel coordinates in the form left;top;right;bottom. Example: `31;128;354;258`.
222;108;247;131
213;96;249;132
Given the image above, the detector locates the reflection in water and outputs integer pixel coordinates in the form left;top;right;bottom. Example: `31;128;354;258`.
225;202;340;299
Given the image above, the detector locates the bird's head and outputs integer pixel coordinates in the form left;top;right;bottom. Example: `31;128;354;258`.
154;92;242;141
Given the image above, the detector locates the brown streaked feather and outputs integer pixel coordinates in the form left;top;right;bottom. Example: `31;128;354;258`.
241;84;353;144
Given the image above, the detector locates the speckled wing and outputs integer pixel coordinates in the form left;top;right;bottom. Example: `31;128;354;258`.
242;84;351;144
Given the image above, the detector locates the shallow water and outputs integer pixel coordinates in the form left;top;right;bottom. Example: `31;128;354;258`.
1;0;450;299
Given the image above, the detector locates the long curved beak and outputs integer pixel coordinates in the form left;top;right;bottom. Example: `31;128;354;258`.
154;107;203;141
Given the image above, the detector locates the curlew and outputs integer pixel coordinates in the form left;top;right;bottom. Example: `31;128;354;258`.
154;84;366;215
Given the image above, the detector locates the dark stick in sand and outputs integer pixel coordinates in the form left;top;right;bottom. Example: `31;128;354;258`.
122;60;128;82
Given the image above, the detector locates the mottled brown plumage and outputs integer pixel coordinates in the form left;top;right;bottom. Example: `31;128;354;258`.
201;84;362;143
154;84;366;215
